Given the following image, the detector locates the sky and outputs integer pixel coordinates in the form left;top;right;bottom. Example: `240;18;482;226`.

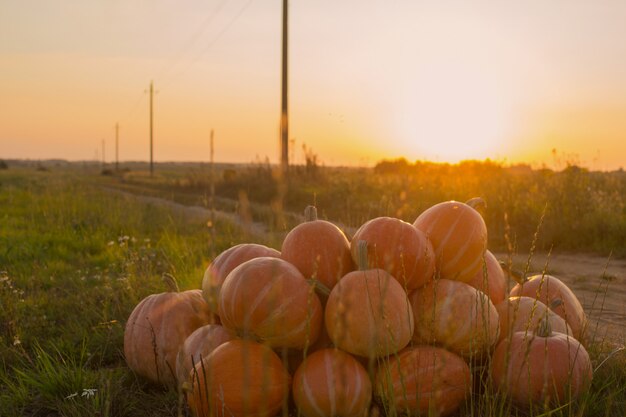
1;0;626;170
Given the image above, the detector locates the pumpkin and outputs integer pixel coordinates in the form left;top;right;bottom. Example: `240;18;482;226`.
413;200;487;282
202;243;280;313
175;324;234;387
491;318;593;407
281;205;354;293
465;250;506;305
350;216;435;290
375;346;471;417
187;339;291;417
495;296;572;343
293;348;372;417
124;276;216;387
409;279;499;357
218;257;323;349
510;274;587;341
325;241;414;358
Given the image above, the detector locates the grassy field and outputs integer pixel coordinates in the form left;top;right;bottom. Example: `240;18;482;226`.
1;164;624;416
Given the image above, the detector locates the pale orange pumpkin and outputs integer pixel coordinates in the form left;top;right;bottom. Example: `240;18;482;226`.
187;339;291;417
350;216;435;290
491;319;593;407
325;241;414;358
292;348;372;417
175;324;234;387
375;346;471;417
218;257;323;349
495;296;572;343
465;250;506;305
510;274;587;341
202;243;280;313
413;201;487;282
124;277;216;387
281;205;354;292
409;279;499;357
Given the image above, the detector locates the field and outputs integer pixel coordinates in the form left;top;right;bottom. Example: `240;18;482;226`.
1;161;625;416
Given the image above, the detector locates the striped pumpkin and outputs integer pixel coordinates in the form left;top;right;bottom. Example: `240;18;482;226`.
510;274;587;342
124;287;215;387
282;206;354;292
293;348;372;417
325;242;414;358
218;257;323;349
465;250;506;305
175;324;234;387
409;279;499;357
413;201;487;282
350;216;435;290
495;296;572;343
187;339;291;417
202;243;280;313
375;346;471;417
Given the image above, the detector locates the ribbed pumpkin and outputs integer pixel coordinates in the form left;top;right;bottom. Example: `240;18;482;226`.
375;346;471;417
187;339;291;417
293;348;372;417
175;324;234;387
218;257;323;349
202;243;280;313
124;277;216;387
350;216;435;290
465;250;506;305
325;241;414;358
409;279;499;357
491;319;593;407
281;205;354;292
413;201;487;282
495;296;572;343
510;274;587;341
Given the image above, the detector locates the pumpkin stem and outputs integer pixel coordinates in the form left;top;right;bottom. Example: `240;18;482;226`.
536;316;552;338
550;298;564;309
499;261;527;285
162;273;180;292
466;197;487;212
308;278;331;297
356;240;370;271
304;205;318;222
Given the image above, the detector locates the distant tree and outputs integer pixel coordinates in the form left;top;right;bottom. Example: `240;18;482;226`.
0;160;7;170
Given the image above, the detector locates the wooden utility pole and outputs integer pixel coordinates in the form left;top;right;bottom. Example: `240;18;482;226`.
101;139;105;171
115;123;119;171
280;0;289;175
149;81;154;176
209;129;216;252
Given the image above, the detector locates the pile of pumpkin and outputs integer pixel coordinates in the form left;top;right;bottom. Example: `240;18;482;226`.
124;201;592;417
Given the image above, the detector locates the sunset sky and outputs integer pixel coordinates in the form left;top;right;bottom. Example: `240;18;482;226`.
2;0;626;170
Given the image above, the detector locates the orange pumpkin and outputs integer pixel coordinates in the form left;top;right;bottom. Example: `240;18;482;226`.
175;324;234;387
413;201;487;282
218;257;323;349
325;241;414;358
495;296;572;343
510;274;587;341
202;243;280;313
491;319;593;407
375;346;471;417
281;205;354;292
409;279;499;357
124;278;215;387
465;250;506;305
350;216;435;290
187;339;291;417
293;348;372;417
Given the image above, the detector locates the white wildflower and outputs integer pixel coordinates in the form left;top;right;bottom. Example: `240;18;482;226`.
81;388;98;398
65;392;78;400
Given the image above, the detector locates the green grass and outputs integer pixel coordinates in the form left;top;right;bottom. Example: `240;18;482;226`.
0;166;624;417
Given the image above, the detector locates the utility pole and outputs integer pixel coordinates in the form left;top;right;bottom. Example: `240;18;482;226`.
101;139;105;172
149;81;154;176
115;123;119;171
209;129;216;254
280;0;289;176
